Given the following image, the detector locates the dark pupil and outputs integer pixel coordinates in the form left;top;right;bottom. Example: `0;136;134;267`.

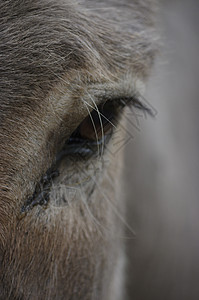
69;101;115;143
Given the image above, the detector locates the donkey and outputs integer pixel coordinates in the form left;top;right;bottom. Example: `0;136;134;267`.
0;0;158;299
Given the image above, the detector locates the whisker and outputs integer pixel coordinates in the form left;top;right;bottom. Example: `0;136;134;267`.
81;98;101;159
87;92;105;158
81;97;117;129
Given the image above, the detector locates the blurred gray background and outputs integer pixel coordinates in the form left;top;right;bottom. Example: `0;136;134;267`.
125;0;199;299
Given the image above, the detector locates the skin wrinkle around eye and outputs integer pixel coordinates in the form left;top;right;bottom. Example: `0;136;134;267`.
14;72;145;218
20;84;152;215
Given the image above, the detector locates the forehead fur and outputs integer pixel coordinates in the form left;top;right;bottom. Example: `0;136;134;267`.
0;0;157;108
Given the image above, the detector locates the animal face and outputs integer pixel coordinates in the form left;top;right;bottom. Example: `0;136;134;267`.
0;1;157;299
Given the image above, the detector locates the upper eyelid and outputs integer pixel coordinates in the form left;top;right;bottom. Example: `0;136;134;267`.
85;84;155;117
82;95;154;119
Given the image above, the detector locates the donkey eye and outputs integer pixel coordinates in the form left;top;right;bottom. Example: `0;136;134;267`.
56;96;152;158
68;100;117;145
